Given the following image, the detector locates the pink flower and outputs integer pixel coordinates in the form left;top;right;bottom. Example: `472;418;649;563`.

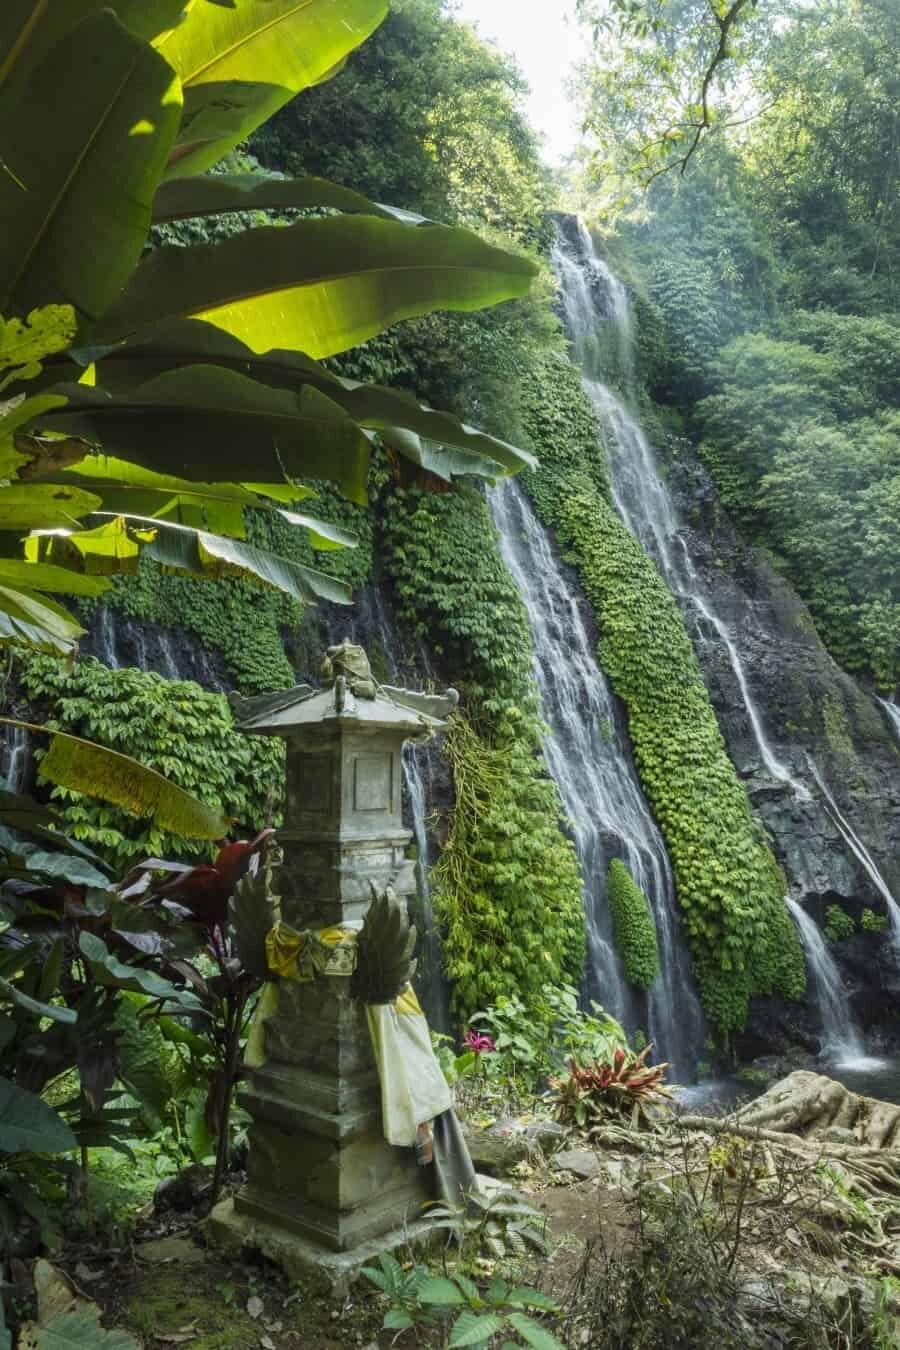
464;1029;495;1055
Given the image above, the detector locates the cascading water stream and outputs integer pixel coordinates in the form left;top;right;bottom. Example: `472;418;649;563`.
552;221;900;1054
555;236;809;803
879;698;900;746
490;479;703;1078
806;760;900;951
785;899;870;1065
1;723;29;792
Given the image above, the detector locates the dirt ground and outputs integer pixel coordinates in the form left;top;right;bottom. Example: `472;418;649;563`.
53;1169;622;1350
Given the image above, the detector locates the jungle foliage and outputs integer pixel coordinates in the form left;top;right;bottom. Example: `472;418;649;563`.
579;0;900;692
0;0;540;840
13;652;283;869
380;487;585;1024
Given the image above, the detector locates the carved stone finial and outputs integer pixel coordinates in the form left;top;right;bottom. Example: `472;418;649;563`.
320;639;376;699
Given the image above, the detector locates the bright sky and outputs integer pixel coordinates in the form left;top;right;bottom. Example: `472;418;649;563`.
452;0;584;164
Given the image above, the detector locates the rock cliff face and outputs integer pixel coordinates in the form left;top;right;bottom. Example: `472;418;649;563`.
663;439;900;910
659;439;900;1044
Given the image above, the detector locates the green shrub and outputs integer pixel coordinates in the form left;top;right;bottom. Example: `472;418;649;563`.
824;904;856;941
15;650;284;870
607;859;660;990
860;908;888;935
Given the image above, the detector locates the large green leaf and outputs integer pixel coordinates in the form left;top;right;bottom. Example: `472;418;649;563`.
0;305;77;390
155;0;388;176
24;517;155;576
40;369;372;503
22;849;113;890
0;11;182;324
79;932;179;999
0;560;110;598
39;456;356;548
137;515;353;604
90;321;536;476
0;2;190;94
0;483;99;529
0;718;229;839
0;586;84;653
0;977;77;1024
0;1077;76;1152
151;172;421;224
90;216;539;358
36;1308;141;1349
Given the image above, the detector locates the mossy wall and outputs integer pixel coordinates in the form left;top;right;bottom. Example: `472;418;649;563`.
518;351;805;1036
607;859;660;991
15;651;284;872
379;483;585;1022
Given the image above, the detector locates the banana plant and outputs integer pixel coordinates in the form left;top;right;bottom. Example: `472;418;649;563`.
0;0;539;833
0;1;538;650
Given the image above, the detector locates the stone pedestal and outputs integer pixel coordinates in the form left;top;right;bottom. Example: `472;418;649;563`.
210;654;456;1286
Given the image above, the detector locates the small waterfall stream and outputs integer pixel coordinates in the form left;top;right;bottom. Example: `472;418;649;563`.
806;760;900;951
491;479;703;1077
785;899;869;1064
879;698;900;746
1;723;29;793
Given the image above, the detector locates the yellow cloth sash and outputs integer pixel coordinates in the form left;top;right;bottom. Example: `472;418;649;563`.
263;921;424;1015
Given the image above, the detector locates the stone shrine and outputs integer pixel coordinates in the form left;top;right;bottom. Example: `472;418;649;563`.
210;643;458;1285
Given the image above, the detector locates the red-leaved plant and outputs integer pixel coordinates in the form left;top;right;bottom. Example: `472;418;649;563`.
548;1045;672;1131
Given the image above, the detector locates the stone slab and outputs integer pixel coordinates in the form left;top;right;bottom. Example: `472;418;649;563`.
207;1198;438;1298
551;1148;601;1180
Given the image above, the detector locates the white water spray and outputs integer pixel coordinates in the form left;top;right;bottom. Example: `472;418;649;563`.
786;898;876;1067
491;479;703;1076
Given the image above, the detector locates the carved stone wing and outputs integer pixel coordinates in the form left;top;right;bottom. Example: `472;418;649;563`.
351;884;417;1006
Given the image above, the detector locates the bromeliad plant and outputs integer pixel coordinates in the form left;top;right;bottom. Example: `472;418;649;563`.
549;1045;673;1132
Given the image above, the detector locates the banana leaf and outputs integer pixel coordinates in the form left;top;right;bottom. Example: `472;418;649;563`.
90;216;538;358
0;483;100;529
0;1;190;94
38;370;372;503
0;586;84;652
89;320;536;476
0;12;182;325
151;172;424;224
155;0;388;176
31;456;356;549
0;718;229;840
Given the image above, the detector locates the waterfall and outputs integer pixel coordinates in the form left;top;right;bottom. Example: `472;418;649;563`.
785;899;869;1065
879;698;900;746
555;242;809;804
553;223;898;928
84;605;228;691
806;760;900;951
1;723;29;793
490;479;703;1077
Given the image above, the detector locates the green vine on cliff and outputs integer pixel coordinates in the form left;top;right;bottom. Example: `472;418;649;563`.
15;650;284;871
607;859;660;991
518;356;805;1035
380;483;585;1022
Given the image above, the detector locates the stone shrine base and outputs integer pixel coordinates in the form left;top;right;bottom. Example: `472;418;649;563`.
208;1198;439;1297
